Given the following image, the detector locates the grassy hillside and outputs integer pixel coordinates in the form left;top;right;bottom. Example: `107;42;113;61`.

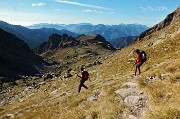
0;7;180;119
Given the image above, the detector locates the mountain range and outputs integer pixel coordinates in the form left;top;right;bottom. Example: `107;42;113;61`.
0;21;78;48
0;21;148;49
27;23;148;41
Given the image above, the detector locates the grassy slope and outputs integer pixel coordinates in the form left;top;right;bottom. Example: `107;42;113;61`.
0;22;180;119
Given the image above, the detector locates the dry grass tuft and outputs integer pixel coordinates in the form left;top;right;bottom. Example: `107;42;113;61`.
147;108;180;119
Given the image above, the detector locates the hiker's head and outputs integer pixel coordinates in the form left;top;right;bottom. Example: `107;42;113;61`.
134;49;140;54
81;67;85;71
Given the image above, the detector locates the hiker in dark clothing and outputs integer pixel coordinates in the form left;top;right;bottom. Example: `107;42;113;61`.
134;49;143;76
77;67;90;93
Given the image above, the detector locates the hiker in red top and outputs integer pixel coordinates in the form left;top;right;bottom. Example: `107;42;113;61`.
134;49;143;76
77;67;90;93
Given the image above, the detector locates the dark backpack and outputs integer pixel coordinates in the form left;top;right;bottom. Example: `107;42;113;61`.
83;71;89;81
140;51;147;62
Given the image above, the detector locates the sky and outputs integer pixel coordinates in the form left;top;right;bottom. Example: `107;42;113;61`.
0;0;179;27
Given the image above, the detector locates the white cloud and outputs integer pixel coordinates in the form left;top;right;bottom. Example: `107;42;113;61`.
81;9;114;14
82;9;93;12
32;3;46;7
54;0;113;10
81;9;104;14
140;6;169;11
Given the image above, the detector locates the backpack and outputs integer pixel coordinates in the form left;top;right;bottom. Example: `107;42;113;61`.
140;51;147;62
83;71;89;81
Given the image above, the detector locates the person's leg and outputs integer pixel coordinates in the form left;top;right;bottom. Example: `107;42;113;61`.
78;80;83;93
137;63;143;75
138;67;141;75
82;83;88;89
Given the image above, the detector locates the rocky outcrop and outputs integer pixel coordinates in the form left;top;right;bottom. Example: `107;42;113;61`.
77;34;116;50
45;34;62;51
59;35;79;48
34;34;115;54
34;34;79;54
115;81;148;118
135;6;180;42
0;28;44;77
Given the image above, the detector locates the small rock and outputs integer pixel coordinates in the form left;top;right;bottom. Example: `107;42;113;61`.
39;82;46;85
145;76;156;83
103;80;114;85
128;58;135;61
124;96;147;116
19;98;25;103
7;114;15;118
86;63;93;67
87;96;98;101
93;60;102;65
122;82;137;88
124;96;146;107
50;90;58;95
43;74;53;80
64;73;72;78
161;73;170;77
129;115;137;119
115;88;143;98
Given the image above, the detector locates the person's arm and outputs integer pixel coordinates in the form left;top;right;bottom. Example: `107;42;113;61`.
77;74;82;78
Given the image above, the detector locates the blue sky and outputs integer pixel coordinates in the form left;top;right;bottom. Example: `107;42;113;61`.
0;0;179;27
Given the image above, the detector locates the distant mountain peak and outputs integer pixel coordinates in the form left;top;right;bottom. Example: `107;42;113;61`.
27;23;148;41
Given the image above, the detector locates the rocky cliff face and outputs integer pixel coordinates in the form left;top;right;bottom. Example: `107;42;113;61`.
34;34;80;54
77;34;116;50
34;34;115;54
0;28;44;77
135;6;180;42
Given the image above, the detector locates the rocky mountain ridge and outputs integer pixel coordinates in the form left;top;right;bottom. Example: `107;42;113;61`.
135;6;180;42
34;34;115;54
27;23;148;41
0;28;44;77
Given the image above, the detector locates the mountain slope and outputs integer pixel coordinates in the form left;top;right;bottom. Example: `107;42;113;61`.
110;36;137;49
34;34;80;54
135;6;180;42
0;6;180;119
0;21;78;48
34;34;115;54
0;28;44;77
33;34;116;76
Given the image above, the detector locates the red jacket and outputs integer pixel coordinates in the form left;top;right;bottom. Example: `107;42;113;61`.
136;54;141;64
